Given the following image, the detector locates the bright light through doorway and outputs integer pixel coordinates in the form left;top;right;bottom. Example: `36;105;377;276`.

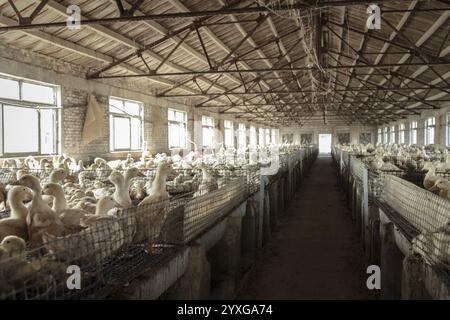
319;134;332;154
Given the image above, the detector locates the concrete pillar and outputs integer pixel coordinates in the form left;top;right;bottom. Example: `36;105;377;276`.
367;204;380;264
401;255;427;300
241;199;257;274
269;181;279;232
165;244;211;300
380;220;403;299
208;215;242;299
262;188;272;246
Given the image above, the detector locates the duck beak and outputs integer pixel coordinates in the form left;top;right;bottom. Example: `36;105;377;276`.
8;180;21;186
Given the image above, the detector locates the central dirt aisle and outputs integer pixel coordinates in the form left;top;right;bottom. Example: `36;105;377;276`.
239;157;376;299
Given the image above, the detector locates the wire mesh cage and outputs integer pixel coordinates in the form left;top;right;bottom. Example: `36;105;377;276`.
350;157;365;183
379;175;450;282
180;177;247;243
0;198;185;300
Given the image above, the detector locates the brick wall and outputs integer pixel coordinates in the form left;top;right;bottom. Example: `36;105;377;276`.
0;42;254;161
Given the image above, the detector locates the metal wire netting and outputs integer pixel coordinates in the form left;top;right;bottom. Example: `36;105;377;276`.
182;178;247;243
0;197;181;300
380;175;450;280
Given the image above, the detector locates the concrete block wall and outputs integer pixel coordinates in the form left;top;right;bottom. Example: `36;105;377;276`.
0;42;267;161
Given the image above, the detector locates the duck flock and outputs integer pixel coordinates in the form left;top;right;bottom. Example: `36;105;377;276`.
336;143;450;200
0;144;303;298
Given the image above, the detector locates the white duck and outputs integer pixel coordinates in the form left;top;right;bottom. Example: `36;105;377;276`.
11;174;66;246
430;179;450;200
41;183;89;232
43;209;125;263
48;168;67;184
109;167;144;208
0;187;33;242
193;162;218;197
139;162;173;206
134;162;173;244
423;162;440;190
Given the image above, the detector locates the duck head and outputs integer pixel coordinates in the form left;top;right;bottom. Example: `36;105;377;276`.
49;168;68;183
109;170;124;185
96;195;119;215
157;161;175;177
430;179;450;193
42;183;64;197
0;235;26;258
8;186;33;203
10;174;42;193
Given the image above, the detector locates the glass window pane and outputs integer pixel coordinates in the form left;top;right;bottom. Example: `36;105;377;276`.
22;82;55;104
113;117;130;150
40;109;55;154
109;98;125;114
176;111;185;122
4;105;39;153
0;78;20;100
125;101;141;116
131;118;141;150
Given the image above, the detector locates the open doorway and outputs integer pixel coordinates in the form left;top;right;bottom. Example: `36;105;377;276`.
319;134;332;154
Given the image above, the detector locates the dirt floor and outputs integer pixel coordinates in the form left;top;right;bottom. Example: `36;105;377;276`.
239;156;377;300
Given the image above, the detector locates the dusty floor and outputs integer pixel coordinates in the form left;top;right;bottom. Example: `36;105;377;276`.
239;157;377;300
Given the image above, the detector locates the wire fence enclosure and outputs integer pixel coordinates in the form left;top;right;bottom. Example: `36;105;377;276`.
333;146;450;295
0;147;316;300
379;175;450;282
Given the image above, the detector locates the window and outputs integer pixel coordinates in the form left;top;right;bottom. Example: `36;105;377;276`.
250;126;257;147
168;109;186;149
0;74;59;156
447;113;450;147
383;127;388;143
425;117;436;145
390;126;396;144
238;123;246;149
377;128;382;143
224;120;234;148
398;124;405;144
109;97;143;151
202;116;214;148
410;121;418;145
265;129;271;145
271;129;277;144
259;128;265;146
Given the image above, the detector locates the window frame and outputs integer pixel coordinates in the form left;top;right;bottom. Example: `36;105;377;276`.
168;109;187;149
0;74;60;157
377;128;382;144
237;123;246;150
383;127;388;143
258;128;265;146
249;126;257;147
447;113;450;147
390;125;396;144
202;115;215;148
265;128;271;145
424;117;436;145
224;120;234;148
398;123;405;144
109;96;144;152
409;121;418;145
